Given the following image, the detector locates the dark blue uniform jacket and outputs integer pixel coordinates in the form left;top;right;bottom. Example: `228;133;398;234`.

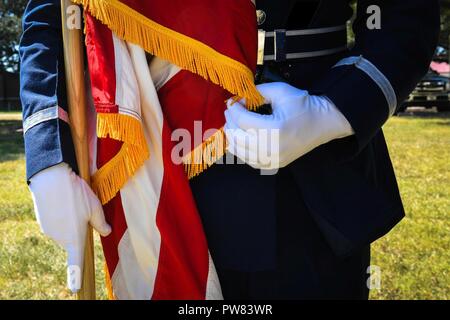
20;0;440;272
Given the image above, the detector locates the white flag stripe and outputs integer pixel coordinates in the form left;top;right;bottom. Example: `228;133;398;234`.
107;39;222;299
206;253;224;300
112;231;152;300
113;43;167;299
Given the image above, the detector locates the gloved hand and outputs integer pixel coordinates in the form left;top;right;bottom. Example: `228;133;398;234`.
224;82;354;169
29;163;111;293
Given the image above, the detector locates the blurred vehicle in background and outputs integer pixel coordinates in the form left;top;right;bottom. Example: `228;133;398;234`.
433;46;449;63
400;70;450;113
399;46;450;113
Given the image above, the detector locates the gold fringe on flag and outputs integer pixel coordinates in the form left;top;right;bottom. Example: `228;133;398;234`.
73;0;264;109
91;113;149;205
183;128;227;179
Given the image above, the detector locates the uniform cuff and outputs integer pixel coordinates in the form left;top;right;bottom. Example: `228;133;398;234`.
24;114;78;181
334;56;397;116
310;56;395;152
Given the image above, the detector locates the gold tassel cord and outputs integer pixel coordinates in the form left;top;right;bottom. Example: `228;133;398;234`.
77;0;265;297
76;0;265;192
183;128;227;179
92;113;149;205
73;0;264;109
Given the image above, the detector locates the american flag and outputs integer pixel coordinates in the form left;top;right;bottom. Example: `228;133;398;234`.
79;0;260;299
85;15;222;300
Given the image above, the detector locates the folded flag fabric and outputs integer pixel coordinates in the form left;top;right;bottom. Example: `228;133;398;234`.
78;0;261;299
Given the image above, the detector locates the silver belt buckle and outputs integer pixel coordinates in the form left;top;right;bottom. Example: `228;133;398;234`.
257;29;266;65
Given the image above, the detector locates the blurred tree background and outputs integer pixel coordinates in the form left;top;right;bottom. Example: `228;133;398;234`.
0;0;27;72
441;0;450;47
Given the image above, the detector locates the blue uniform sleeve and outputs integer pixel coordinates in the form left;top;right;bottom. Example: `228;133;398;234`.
20;0;78;181
311;0;440;153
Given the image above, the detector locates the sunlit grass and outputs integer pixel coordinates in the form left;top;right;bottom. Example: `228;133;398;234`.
371;113;450;300
0;112;107;300
0;111;448;300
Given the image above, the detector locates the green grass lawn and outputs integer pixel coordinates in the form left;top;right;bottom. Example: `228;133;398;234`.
0;112;107;300
0;111;448;300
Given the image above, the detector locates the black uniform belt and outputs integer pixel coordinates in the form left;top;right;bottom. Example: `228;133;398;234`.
258;25;348;64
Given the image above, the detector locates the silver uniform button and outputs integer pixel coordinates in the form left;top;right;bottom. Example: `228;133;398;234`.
256;10;266;26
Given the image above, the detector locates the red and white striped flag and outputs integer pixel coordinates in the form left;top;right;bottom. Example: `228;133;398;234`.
79;0;262;299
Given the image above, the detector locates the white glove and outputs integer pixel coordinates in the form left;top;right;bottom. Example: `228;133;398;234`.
29;163;111;293
224;82;354;169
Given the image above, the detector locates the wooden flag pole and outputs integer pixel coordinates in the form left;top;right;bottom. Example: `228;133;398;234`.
60;0;96;300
